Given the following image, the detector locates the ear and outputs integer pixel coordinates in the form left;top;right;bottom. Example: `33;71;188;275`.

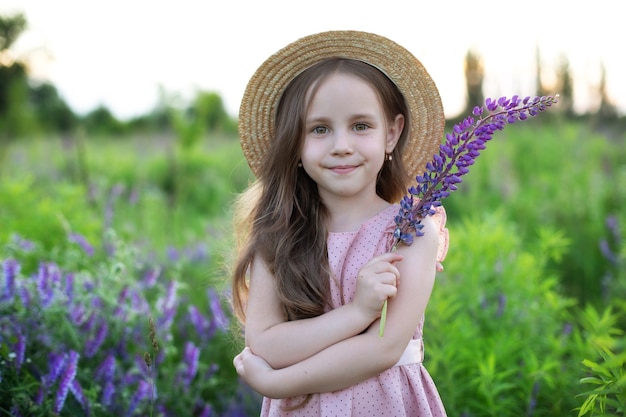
385;114;405;153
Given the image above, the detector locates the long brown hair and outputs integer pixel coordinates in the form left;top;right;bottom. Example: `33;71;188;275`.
231;58;411;325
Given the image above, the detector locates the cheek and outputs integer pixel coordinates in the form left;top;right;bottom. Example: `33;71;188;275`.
300;139;323;166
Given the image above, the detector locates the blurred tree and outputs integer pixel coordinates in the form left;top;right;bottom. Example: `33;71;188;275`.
535;45;552;98
82;104;128;136
463;49;484;114
195;91;228;132
0;12;26;50
555;54;574;116
0;13;36;139
29;81;77;133
597;61;618;122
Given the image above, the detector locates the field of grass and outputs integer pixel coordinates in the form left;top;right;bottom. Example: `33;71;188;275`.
1;118;624;416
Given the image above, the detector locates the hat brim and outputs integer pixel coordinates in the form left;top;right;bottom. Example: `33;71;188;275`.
239;30;445;183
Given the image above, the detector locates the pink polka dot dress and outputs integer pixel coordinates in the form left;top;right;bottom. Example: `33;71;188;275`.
260;204;449;417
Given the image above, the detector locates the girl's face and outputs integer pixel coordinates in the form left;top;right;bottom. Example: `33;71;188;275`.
301;72;403;204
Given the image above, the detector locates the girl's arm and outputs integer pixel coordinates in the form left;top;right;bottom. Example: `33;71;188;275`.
235;216;440;398
245;251;402;370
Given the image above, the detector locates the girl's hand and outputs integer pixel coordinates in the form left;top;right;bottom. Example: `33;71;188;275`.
353;252;402;321
233;347;279;398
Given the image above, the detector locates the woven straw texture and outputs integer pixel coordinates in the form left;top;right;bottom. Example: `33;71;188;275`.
239;30;445;182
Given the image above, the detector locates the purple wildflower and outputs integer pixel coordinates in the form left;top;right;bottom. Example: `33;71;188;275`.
102;380;115;406
199;404;214;417
393;95;559;248
606;215;621;241
380;94;559;336
85;320;109;358
63;273;75;304
36;262;54;307
69;232;95;256
54;350;80;413
208;288;228;331
10;405;23;417
14;333;26;371
142;267;161;288
181;341;200;389
527;380;540;416
166;246;180;262
2;258;19;301
126;379;152;417
69;304;88;326
96;354;117;382
130;290;150;314
17;283;31;308
188;305;213;341
47;352;69;386
70;379;91;415
599;239;619;265
11;233;35;251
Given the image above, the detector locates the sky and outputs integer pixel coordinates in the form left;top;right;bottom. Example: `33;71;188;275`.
1;0;624;120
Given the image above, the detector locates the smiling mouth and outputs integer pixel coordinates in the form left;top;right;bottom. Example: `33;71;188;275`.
329;165;357;174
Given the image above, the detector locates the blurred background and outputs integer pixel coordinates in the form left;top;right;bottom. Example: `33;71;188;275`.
1;1;625;416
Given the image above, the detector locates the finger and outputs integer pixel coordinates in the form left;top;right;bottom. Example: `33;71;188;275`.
375;252;404;264
363;252;404;269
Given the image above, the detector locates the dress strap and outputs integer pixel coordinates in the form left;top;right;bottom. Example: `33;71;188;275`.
393;338;424;367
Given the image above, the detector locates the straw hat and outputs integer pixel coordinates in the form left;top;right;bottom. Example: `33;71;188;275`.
238;30;445;181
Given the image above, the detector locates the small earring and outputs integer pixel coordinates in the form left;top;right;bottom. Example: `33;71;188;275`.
297;161;303;167
386;153;393;161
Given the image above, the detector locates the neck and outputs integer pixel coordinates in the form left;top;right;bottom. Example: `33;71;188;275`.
323;193;390;233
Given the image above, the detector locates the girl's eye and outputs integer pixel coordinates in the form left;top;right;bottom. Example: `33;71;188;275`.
312;126;328;135
354;123;368;132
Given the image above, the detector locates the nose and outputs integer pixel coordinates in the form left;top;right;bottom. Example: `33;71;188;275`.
331;130;353;155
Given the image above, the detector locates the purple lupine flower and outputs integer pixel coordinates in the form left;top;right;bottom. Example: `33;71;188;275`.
126;380;152;417
380;94;559;337
10;405;23;417
392;95;559;248
101;380;116;407
186;242;209;263
166;246;180;262
204;363;218;380
85;320;109;358
181;341;200;389
70;379;90;415
69;304;88;326
188;305;213;341
63;273;75;304
527;380;540;416
96;354;117;383
599;239;619;265
36;262;54;307
199;404;214;417
47;352;69;386
208;288;228;331
605;215;621;241
142;267;161;288
54;350;80;413
17;283;31;308
159;280;178;312
11;233;35;252
14;333;26;371
114;286;130;319
2;258;19;301
130;290;150;314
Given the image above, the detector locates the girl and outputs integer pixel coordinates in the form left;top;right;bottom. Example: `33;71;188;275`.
231;30;449;416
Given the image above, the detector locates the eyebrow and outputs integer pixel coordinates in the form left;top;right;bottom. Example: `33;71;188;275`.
306;113;378;123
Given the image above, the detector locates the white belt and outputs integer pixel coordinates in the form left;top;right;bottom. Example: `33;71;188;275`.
393;339;424;367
